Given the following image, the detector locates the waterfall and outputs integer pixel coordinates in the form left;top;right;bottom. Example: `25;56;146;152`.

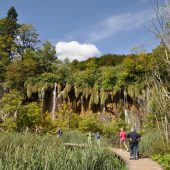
41;86;45;101
134;119;141;131
52;82;57;120
124;109;141;130
39;86;45;101
124;109;131;124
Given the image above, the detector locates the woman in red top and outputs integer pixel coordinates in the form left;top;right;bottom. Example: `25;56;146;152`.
119;128;129;151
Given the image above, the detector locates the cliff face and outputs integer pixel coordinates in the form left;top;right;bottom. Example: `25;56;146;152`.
40;83;144;127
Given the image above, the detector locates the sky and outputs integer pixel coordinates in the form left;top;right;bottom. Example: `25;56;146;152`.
0;0;161;61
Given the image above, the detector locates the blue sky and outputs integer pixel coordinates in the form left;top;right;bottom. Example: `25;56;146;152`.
0;0;161;60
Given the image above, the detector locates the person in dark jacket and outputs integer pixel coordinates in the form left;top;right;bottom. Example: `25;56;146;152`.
96;132;101;146
127;127;141;160
57;128;63;138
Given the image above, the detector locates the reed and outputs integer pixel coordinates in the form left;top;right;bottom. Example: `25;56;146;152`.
0;132;126;170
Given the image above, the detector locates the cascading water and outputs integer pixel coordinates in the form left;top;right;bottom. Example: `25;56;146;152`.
124;109;141;130
41;86;45;101
124;109;131;124
52;82;57;120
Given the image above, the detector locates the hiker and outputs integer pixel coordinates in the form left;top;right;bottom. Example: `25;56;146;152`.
57;128;63;138
127;127;141;160
119;128;129;151
96;132;101;146
87;132;93;145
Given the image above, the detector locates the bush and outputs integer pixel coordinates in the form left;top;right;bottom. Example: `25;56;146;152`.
152;154;170;170
78;114;102;133
17;102;42;130
139;130;169;156
0;118;17;132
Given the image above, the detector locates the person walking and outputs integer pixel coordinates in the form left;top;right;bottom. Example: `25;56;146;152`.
57;128;63;138
127;127;141;160
87;132;93;146
96;132;101;146
119;128;129;151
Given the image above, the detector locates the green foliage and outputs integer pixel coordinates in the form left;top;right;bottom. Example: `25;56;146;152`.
152;154;170;170
152;45;170;79
143;114;158;129
40;112;54;132
139;131;169;156
0;90;23;117
0;118;17;132
50;103;80;132
73;68;100;89
36;41;57;73
0;6;170;154
78;114;102;133
0;133;126;170
119;53;153;87
59;130;87;144
101;66;118;90
17;102;42;130
7;6;18;22
17;24;39;56
0;6;18;59
0;90;23;131
101;119;126;138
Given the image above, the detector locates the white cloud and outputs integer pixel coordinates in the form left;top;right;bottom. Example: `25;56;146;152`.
89;9;153;42
55;41;101;61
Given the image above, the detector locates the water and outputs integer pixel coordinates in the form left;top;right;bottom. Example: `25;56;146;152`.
124;109;141;130
41;86;45;101
124;109;131;124
51;82;57;120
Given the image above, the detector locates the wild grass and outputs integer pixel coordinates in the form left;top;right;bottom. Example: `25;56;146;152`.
60;130;112;147
139;130;169;156
0;132;126;170
139;130;170;170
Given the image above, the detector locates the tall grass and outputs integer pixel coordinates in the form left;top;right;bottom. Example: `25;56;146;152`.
139;131;169;156
60;130;112;147
0;132;126;170
139;130;170;170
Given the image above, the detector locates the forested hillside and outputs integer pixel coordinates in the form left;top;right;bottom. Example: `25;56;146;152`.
0;6;169;139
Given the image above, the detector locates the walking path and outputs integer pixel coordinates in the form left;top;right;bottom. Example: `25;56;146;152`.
111;148;164;170
63;143;164;170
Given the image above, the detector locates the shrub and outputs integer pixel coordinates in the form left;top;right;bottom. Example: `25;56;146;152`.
78;114;102;133
17;102;42;130
152;154;170;170
139;130;169;156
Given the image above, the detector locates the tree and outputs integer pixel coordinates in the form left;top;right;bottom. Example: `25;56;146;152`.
147;0;170;144
101;66;118;90
6;6;18;37
5;49;38;90
0;6;19;58
17;102;42;131
16;24;39;58
0;6;19;82
36;41;57;73
0;90;23;131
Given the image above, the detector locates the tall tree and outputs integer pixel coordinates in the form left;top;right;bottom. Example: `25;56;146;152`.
36;41;56;73
6;6;18;36
0;6;19;82
0;6;19;59
147;0;170;144
16;24;40;58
